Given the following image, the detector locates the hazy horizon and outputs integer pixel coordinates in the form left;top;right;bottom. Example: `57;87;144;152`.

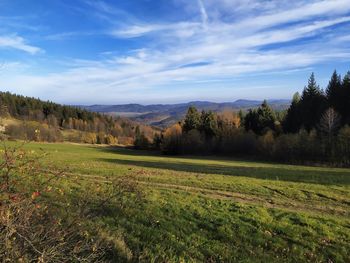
1;0;350;104
72;98;290;107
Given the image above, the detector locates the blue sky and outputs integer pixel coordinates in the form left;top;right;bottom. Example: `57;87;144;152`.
0;0;350;105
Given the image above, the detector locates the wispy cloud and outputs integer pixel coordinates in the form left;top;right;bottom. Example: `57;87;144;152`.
110;22;201;39
197;0;208;28
44;31;99;41
0;35;42;54
82;0;138;25
1;0;350;103
0;15;43;31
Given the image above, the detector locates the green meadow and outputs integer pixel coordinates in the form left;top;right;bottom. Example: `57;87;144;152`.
5;142;350;262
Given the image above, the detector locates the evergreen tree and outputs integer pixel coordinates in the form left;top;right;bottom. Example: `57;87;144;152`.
244;109;259;133
244;101;275;135
326;70;342;112
342;72;350;125
199;110;218;138
299;73;327;131
183;106;200;132
257;100;276;131
283;92;301;133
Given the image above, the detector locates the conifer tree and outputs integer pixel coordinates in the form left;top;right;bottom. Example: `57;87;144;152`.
342;72;350;124
238;110;245;127
183;106;200;132
257;100;276;130
299;73;327;131
244;109;259;133
326;70;342;112
283;92;301;133
199;110;218;138
244;101;275;135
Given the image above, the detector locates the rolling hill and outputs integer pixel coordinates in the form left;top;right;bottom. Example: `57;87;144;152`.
79;99;290;127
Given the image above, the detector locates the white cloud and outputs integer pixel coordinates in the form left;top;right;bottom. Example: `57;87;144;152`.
235;0;350;30
44;31;98;41
197;0;208;27
111;24;161;38
110;22;201;39
2;0;350;103
0;35;42;54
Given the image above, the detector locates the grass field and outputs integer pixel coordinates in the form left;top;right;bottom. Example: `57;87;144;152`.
3;142;350;262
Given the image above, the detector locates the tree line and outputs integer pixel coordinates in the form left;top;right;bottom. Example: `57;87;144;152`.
0;91;154;144
156;71;350;166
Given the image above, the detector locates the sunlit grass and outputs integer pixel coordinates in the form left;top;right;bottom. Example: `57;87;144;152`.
3;141;350;262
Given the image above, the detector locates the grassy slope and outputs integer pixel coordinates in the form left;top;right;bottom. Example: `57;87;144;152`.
4;142;350;262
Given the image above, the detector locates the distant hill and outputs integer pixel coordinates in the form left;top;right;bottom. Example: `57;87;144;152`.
79;99;290;127
0;91;156;144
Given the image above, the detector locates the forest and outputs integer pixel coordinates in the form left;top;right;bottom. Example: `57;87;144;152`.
0;91;154;144
2;70;350;165
156;71;350;165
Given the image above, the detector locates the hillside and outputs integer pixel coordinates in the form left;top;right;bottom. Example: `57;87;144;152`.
80;99;290;127
0;91;156;144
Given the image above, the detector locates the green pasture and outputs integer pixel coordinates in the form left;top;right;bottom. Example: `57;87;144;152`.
3;142;350;262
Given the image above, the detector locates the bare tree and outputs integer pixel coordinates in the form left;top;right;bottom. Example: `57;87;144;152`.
319;108;341;138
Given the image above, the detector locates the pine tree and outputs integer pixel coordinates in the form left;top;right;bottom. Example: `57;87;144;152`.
244;109;259;133
299;73;327;131
244;101;275;135
343;72;350;125
183;106;200;132
326;70;342;112
257;100;276;131
199;110;218;138
283;92;301;133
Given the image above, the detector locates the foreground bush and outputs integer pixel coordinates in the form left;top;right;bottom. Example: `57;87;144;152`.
0;143;144;262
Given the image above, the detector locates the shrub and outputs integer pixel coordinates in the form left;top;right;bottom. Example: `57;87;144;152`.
118;136;134;146
82;132;97;144
336;125;350;165
0;144;113;261
0;144;145;261
5;121;63;142
97;132;107;144
106;134;118;145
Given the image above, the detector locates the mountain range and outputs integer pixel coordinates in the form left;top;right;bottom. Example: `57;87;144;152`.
79;99;290;127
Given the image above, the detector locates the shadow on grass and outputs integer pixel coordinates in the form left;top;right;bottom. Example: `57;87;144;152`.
92;145;162;156
94;145;283;163
98;154;350;186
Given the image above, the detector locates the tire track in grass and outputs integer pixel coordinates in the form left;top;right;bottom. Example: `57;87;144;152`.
138;181;349;218
66;172;350;218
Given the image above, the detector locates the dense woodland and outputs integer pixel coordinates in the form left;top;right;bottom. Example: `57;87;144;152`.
157;71;350;165
0;92;154;144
